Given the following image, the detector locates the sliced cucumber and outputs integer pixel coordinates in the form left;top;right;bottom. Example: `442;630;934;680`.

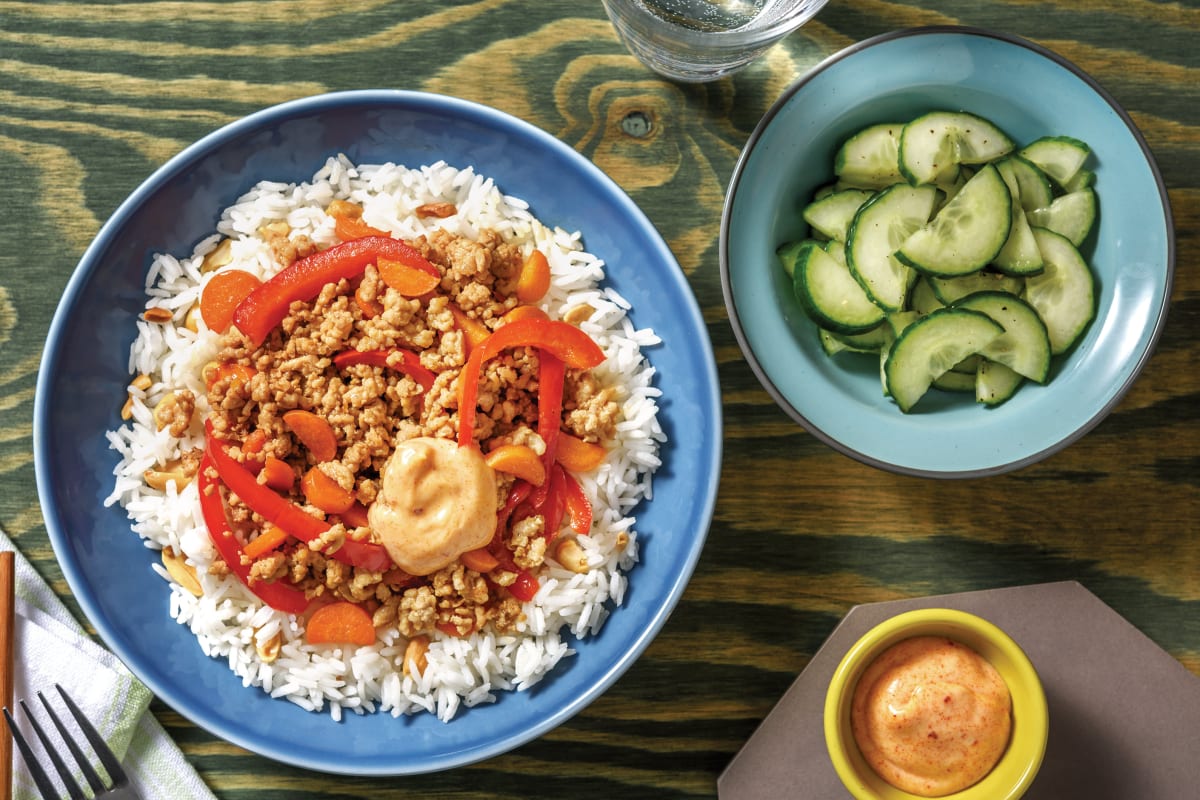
1019;136;1091;188
803;189;873;242
976;360;1025;406
1027;189;1097;247
953;291;1052;383
993;159;1045;276
834;123;904;189
1064;168;1096;192
877;311;920;397
821;322;891;356
883;307;1005;412
909;277;945;315
895;164;1012;277
927;271;1023;305
846;183;938;311
898;111;1015;186
997;155;1053;212
776;239;806;278
933;369;976;393
1025;227;1097;355
791;240;885;334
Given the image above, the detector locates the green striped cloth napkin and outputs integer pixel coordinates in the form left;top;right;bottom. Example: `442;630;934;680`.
1;529;216;800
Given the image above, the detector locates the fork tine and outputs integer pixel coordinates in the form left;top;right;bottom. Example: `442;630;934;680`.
3;706;60;800
38;691;106;793
55;683;130;785
20;699;87;800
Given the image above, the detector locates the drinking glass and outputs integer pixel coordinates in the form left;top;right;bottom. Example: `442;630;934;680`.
600;0;829;82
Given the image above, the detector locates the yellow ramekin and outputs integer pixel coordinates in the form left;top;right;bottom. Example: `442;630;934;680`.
823;608;1048;800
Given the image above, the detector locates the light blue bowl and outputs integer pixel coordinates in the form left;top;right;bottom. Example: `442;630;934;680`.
721;26;1174;478
34;91;721;774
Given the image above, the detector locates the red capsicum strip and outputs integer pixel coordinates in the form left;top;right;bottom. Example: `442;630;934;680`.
233;236;439;347
457;318;605;448
197;452;311;614
531;350;565;507
333;348;436;392
558;465;593;535
204;424;393;573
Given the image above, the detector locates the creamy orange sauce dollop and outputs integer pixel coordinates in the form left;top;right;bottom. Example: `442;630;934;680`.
368;437;497;575
850;636;1012;797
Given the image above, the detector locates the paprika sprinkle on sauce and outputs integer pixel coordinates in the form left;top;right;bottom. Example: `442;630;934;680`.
850;636;1012;796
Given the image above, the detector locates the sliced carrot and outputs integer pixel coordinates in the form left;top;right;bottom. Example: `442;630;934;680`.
242;428;268;455
201;269;263;333
305;601;376;646
260;455;294;492
334;214;390;241
377;257;440;296
516;250;551;304
460;547;500;573
555;433;607;473
501;305;549;325
243;525;290;560
448;305;491;353
353;282;383;318
338;501;370;529
484;444;546;486
204;361;257;394
282;409;338;462
301;466;355;514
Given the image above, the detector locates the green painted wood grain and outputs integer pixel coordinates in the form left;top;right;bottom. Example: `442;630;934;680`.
0;1;1197;797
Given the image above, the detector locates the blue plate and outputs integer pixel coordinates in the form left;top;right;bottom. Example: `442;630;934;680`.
721;27;1174;478
34;91;721;774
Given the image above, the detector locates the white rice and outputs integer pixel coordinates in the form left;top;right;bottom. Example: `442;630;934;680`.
104;155;665;721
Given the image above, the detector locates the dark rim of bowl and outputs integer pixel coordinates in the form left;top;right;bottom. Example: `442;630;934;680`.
718;24;1176;480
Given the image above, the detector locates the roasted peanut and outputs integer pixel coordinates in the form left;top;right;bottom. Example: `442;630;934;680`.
200;238;233;273
130;374;152;392
562;303;595;326
142;306;173;324
144;461;193;491
161;548;203;597
403;635;430;678
184;304;204;333
554;538;590;574
255;630;282;663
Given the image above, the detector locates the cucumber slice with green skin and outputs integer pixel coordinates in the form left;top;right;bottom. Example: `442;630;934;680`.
821;321;891;355
953;291;1052;383
895;164;1012;277
878;311;920;397
976;360;1025;406
1027;189;1097;247
951;353;983;375
997;155;1053;212
776;239;807;278
933;370;977;393
993;159;1045;276
803;189;873;241
791;240;886;335
927;271;1024;304
1025;228;1097;355
846;183;938;311
1019;136;1091;188
884;307;1005;412
898;111;1015;186
835;123;904;189
1064;168;1096;192
909;276;945;315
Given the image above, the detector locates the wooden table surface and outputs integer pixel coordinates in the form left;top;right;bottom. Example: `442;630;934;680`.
0;1;1196;798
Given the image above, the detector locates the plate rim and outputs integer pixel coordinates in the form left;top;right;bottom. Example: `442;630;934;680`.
718;25;1176;479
